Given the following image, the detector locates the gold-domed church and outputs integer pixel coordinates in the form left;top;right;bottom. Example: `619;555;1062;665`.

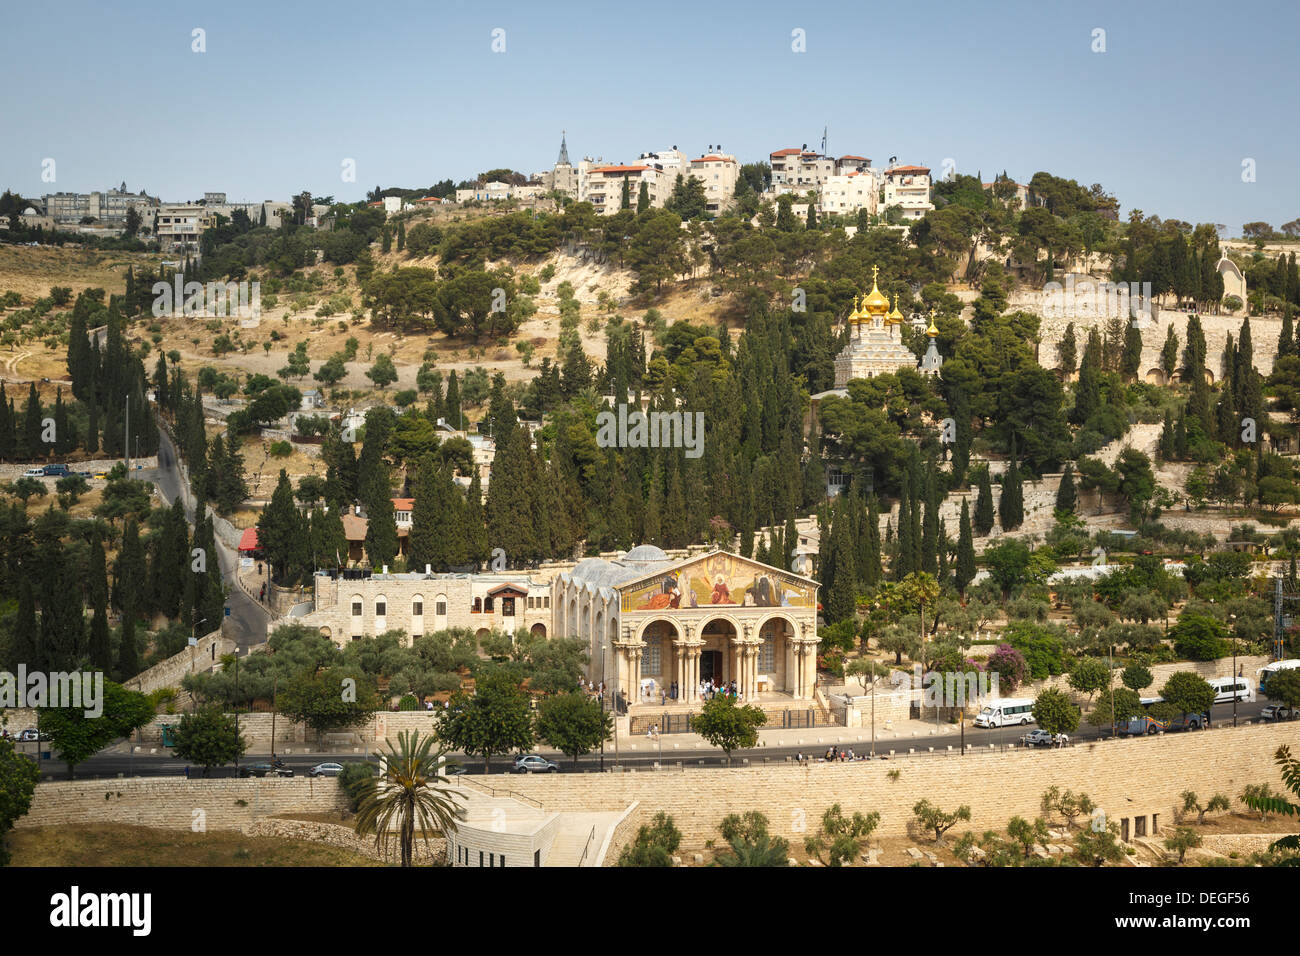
831;265;928;387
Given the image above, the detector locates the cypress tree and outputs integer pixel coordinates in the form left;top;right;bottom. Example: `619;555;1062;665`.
0;383;13;460
407;456;440;572
895;472;914;579
955;498;976;597
1000;448;1024;531
1158;411;1176;461
974;468;995;536
464;469;488;568
116;611;140;680
1056;462;1077;513
825;515;858;624
863;496;882;586
113;516;147;615
12;577;39;669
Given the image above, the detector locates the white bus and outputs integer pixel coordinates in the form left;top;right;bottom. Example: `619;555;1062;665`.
1258;660;1300;695
1207;676;1254;705
973;698;1036;728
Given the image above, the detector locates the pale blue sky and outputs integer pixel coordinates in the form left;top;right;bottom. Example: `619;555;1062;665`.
2;0;1296;231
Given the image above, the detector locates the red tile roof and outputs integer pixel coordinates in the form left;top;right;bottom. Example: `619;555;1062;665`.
888;165;930;174
770;148;802;156
591;164;652;174
691;155;732;163
392;498;414;510
839;155;870;161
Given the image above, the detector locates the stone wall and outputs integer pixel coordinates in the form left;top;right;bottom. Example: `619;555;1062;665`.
472;721;1300;845
18;777;348;831
241;818;445;865
123;629;233;696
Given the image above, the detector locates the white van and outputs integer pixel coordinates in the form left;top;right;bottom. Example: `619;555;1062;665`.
1258;660;1300;695
974;698;1036;728
1207;676;1254;705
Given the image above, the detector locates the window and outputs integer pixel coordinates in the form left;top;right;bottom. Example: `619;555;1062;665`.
352;599;363;616
643;632;661;676
412;600;423;616
479;850;483;867
472;598;482;613
375;599;386;617
436;600;447;616
760;633;776;672
544;596;550;608
484;596;494;613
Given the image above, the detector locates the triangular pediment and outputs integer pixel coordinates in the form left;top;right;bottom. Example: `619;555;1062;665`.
617;550;818;614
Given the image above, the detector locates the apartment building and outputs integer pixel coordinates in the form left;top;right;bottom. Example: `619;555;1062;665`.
42;184;159;228
688;152;739;215
580;163;672;214
156;203;213;251
770;148;835;188
818;171;877;218
883;165;934;220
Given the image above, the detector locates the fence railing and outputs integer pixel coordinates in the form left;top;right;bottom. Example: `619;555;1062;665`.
451;773;544;809
577;825;597;867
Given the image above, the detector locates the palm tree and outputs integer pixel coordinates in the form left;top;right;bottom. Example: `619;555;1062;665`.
354;730;466;867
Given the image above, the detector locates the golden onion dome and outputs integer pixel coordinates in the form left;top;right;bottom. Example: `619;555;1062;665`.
887;294;904;325
848;294;862;323
861;265;890;316
927;314;939;337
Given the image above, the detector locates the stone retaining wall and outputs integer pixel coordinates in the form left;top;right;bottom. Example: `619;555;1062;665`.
18;776;348;831
474;721;1300;845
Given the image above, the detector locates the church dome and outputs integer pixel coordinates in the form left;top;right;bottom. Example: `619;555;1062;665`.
861;266;890;317
624;544;669;562
887;294;904;325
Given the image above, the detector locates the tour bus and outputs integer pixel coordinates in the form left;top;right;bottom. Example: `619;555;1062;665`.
973;698;1036;728
1258;660;1300;695
1207;676;1254;705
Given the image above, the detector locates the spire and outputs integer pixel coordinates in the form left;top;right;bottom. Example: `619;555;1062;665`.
557;130;570;167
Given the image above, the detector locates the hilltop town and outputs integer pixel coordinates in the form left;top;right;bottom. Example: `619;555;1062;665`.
1;127;1299;877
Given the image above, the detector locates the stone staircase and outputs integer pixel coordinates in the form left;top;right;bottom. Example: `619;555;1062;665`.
545;829;592;867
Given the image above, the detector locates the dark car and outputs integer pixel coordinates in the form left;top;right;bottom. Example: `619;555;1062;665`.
240;763;294;778
42;464;70;477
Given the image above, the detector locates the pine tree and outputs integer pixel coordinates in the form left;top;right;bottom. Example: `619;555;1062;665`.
1056;462;1077;513
955;498;976;597
974;468;996;537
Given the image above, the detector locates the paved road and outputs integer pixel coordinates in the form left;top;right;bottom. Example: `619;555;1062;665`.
24;699;1285;780
144;425;269;653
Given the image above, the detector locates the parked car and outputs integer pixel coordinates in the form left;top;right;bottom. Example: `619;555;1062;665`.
1262;703;1298;721
309;762;343;777
240;763;294;778
511;754;559;773
1165;713;1208;731
21;468;44;478
17;729;40;742
42;464;69;477
1021;730;1068;747
92;472;108;480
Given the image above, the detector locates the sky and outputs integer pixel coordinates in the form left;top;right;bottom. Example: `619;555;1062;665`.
2;0;1297;232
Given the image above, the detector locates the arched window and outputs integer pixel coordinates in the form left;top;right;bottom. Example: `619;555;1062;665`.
412;594;424;617
351;596;364;616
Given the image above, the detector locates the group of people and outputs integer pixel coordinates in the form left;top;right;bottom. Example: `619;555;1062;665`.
794;748;867;764
699;679;739;702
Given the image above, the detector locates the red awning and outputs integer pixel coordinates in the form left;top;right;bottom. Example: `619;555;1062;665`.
238;528;259;552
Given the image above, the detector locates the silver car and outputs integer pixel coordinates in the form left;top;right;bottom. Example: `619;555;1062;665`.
309;762;344;777
512;754;559;773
